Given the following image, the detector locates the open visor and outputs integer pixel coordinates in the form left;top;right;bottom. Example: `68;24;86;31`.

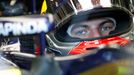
67;17;116;39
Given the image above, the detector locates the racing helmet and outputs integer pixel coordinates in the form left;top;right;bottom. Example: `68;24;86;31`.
46;0;133;56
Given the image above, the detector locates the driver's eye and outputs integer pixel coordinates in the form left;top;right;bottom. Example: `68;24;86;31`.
75;29;89;35
100;22;115;33
68;25;90;38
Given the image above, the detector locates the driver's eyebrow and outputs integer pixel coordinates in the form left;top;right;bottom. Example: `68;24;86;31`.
70;24;88;30
67;24;88;35
99;18;116;26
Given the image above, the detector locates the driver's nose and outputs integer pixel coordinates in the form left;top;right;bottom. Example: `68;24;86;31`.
90;29;101;38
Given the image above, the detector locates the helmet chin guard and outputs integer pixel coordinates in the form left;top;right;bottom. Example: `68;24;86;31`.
69;36;130;55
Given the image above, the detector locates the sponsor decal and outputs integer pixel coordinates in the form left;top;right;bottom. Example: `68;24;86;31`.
0;20;49;36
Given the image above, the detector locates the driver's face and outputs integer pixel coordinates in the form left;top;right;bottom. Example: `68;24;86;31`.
67;17;116;39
